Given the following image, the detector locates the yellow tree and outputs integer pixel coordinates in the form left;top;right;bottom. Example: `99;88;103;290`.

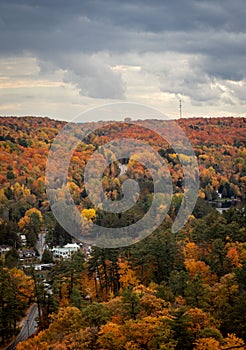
18;207;43;246
221;333;245;350
139;293;169;317
185;259;216;285
17;307;83;350
184;242;201;260
18;208;43;230
10;268;34;308
194;333;245;350
17;331;50;350
118;260;139;290
81;208;96;222
47;307;83;336
123;316;177;350
185;308;220;337
208;273;238;312
67;181;81;204
123;317;160;349
194;337;221;350
97;322;126;350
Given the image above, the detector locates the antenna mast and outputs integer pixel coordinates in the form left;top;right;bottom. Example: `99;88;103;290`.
179;99;182;119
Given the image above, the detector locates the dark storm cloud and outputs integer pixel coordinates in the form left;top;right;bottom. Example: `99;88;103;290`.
0;0;246;103
1;0;246;53
2;0;246;32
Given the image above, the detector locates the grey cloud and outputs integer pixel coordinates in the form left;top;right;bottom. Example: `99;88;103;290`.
1;0;246;105
3;0;246;33
38;53;125;99
226;80;246;102
156;55;224;104
62;55;125;99
159;59;245;106
1;0;246;54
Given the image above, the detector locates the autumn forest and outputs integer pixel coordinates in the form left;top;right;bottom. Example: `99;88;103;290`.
0;116;246;350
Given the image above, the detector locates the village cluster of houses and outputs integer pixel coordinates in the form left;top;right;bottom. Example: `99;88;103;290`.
0;244;37;261
1;240;92;262
0;225;94;264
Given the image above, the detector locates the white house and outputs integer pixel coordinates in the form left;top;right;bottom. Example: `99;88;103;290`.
19;234;27;246
216;190;222;199
51;243;80;259
0;245;12;254
18;249;36;259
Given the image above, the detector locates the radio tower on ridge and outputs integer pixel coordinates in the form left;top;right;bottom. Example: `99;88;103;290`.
179;99;182;119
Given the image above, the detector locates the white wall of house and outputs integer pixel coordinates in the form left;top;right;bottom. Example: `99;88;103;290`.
51;243;80;259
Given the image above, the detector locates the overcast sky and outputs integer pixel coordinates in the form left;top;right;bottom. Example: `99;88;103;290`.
1;0;246;120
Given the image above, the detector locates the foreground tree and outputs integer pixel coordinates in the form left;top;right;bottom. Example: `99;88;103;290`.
18;208;43;246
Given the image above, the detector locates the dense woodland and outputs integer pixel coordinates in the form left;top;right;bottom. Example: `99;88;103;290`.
0;116;245;349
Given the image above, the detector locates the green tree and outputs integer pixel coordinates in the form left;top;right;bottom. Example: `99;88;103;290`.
209;239;227;277
121;287;140;320
81;302;110;328
41;249;53;264
87;247;120;299
7;170;15;180
168;270;189;297
184;273;209;309
168;307;194;350
130;226;184;284
4;247;19;268
49;251;85;303
0;266;19;344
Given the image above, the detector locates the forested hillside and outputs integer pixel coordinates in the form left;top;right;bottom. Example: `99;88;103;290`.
0;116;245;349
0;116;245;225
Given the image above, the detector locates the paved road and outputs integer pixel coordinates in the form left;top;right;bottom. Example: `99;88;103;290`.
6;303;39;350
36;233;46;260
119;164;127;176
